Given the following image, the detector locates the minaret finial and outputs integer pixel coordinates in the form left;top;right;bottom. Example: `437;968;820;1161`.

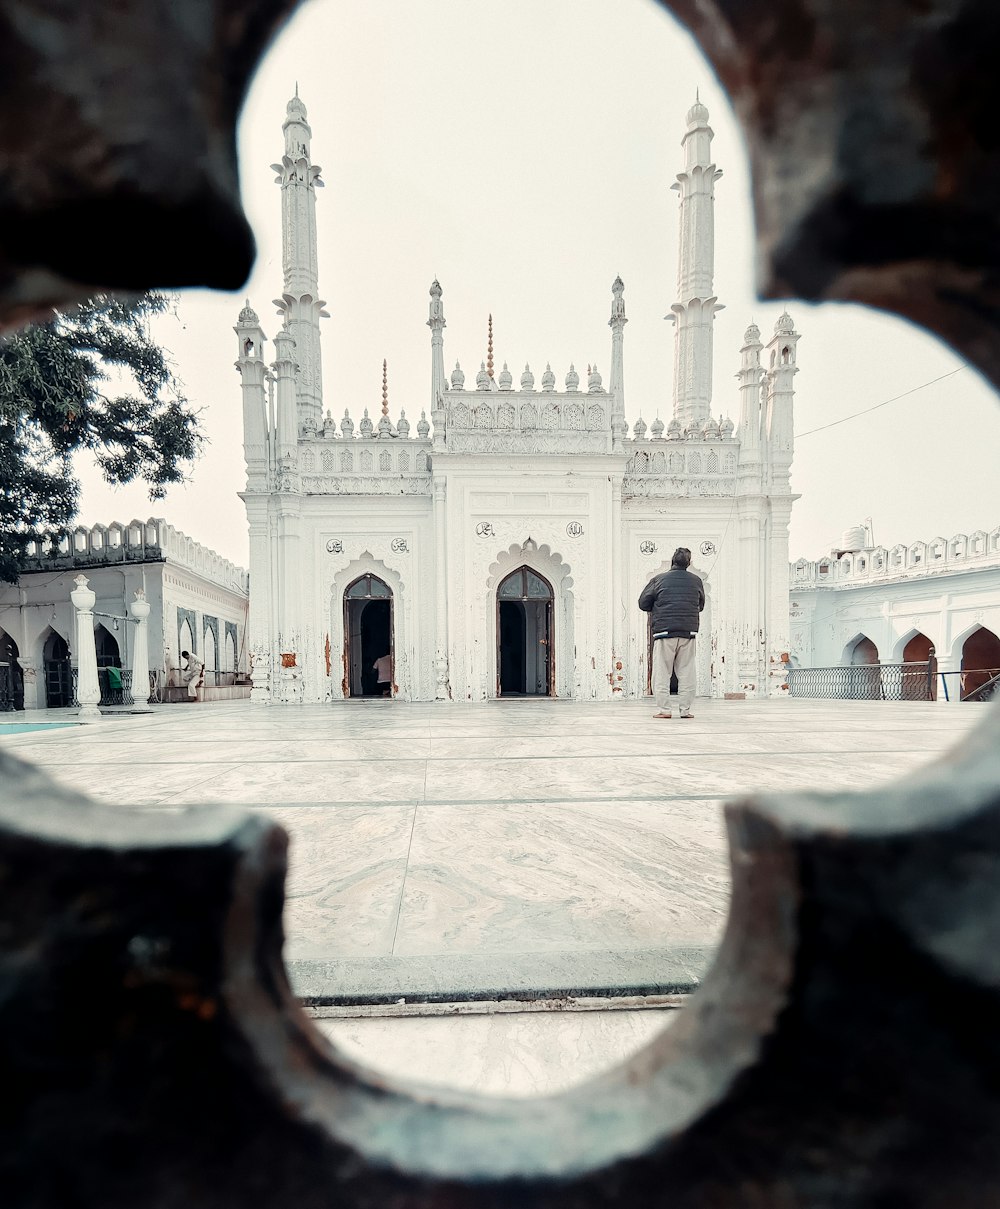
695;86;699;102
295;81;299;98
487;314;494;379
382;359;389;418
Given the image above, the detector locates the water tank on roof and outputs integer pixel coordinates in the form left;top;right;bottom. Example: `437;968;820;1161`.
840;525;867;553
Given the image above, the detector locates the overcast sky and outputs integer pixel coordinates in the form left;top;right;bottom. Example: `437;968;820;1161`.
75;0;1000;566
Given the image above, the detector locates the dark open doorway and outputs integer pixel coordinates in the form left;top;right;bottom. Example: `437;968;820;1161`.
0;629;24;711
961;626;1000;700
43;631;72;708
344;574;394;698
497;567;553;697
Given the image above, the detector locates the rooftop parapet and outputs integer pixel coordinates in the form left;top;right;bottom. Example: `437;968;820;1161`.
791;527;1000;587
19;519;249;594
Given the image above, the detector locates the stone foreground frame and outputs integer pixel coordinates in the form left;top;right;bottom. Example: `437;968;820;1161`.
2;0;1000;1204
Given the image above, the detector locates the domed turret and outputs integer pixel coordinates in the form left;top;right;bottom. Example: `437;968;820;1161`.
498;362;513;390
340;409;354;438
451;361;465;389
743;321;761;344
521;363;535;390
667;417;682;440
359;408;374;438
377;413;392;437
633;416;647;439
565;364;580;391
775;311;795;335
704;415;721;439
587;364;603;393
476;361;490;390
322;410;337;437
684;418;700;440
238;298;259;325
397;410;410;438
541;362;556;392
650;416;665;439
417;410;430;438
286;93;308;122
686;95;709;128
720;415;734;439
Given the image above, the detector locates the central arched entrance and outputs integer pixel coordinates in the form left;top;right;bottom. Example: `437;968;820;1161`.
343;574;394;697
497;566;553;697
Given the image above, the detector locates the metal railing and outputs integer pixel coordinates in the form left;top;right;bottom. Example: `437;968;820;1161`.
787;661;935;701
937;668;1000;703
71;668;135;708
0;662;20;711
964;670;1000;702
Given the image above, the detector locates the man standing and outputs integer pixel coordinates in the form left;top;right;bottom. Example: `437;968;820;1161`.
639;547;705;719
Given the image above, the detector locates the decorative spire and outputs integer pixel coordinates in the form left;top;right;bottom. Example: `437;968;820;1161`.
609;276;627;430
381;359;389;417
487;314;494;379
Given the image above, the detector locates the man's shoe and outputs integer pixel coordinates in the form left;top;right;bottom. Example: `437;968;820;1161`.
653;711;672;719
679;711;694;719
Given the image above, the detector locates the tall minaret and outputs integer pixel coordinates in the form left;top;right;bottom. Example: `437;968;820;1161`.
763;312;799;487
736;321;764;461
271;91;328;431
236;301;269;493
427;279;446;411
608;276;628;447
668;95;724;427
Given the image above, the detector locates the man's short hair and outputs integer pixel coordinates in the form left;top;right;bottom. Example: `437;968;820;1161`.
671;547;692;570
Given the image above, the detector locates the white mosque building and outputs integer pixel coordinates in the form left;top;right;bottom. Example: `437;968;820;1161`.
237;93;800;704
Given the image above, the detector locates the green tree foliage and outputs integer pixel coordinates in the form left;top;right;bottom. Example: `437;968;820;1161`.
0;292;200;582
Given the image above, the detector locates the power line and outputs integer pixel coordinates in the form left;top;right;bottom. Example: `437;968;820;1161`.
796;365;968;438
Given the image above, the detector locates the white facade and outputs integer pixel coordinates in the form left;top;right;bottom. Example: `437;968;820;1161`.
789;526;1000;696
240;95;799;704
0;518;249;709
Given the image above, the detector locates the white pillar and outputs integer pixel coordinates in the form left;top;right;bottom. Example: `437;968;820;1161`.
129;588;153;712
610;473;626;696
70;574;102;722
434;477;450;700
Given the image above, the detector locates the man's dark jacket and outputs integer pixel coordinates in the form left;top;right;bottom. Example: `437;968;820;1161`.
638;568;705;635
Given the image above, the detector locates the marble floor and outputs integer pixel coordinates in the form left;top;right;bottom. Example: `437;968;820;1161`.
1;695;982;1096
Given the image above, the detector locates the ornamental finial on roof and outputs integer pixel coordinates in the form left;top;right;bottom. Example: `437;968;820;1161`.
487;313;494;379
381;359;389;417
686;90;709;128
610;275;627;326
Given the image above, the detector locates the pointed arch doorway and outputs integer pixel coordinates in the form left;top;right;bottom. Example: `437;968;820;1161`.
497;567;553;697
43;631;72;708
343;574;394;697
